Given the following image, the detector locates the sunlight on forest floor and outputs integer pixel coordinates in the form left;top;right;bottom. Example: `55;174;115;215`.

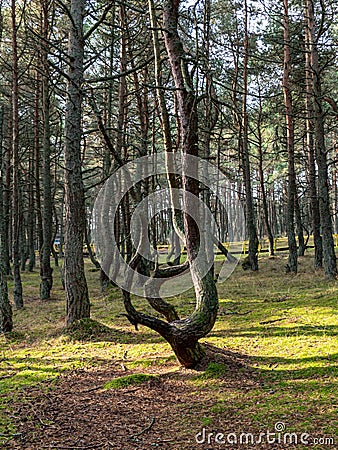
0;252;337;448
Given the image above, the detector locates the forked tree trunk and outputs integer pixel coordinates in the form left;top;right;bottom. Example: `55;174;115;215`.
282;0;298;273
64;0;90;325
122;0;218;368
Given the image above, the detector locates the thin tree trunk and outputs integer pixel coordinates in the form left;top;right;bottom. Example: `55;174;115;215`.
27;146;36;272
64;0;90;325
295;191;306;256
257;79;274;256
282;0;298;273
34;71;43;254
2;107;11;276
0;104;13;333
40;0;53;300
305;0;337;278
11;0;23;308
241;0;259;271
304;0;323;268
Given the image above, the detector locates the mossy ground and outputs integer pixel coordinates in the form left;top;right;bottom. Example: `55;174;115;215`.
0;251;337;448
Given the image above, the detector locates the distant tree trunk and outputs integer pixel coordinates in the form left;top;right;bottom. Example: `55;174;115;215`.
11;0;23;308
282;0;297;273
295;191;306;256
257;80;274;256
2;109;11;276
64;0;90;325
241;0;258;270
40;0;53;300
20;203;27;272
305;0;337;278
0;104;13;333
27;147;36;272
333;168;338;234
34;71;43;254
304;0;323;268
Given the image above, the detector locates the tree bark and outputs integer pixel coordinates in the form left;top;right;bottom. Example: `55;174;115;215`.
295;191;306;256
0;104;13;333
64;0;90;325
1;107;11;276
11;0;23;308
40;0;53;300
304;0;323;268
27;145;36;272
257;79;274;256
241;0;259;270
305;0;337;278
282;0;298;273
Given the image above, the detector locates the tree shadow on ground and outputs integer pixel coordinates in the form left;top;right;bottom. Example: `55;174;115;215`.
210;324;338;338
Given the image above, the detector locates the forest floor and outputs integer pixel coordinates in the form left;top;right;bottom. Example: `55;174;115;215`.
0;252;337;449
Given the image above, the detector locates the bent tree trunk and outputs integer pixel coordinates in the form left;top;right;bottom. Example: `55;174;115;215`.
64;0;90;325
121;0;218;368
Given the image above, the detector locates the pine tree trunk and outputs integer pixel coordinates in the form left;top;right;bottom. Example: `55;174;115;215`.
64;0;90;325
1;107;11;276
295;192;306;256
304;0;323;268
162;0;218;366
11;0;23;308
241;0;258;270
305;0;337;278
282;0;297;273
257;81;274;257
34;71;43;255
0;104;13;333
27;148;36;272
40;1;53;300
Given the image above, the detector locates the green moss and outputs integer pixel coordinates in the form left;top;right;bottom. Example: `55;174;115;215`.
104;373;156;389
64;318;113;341
194;362;227;381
